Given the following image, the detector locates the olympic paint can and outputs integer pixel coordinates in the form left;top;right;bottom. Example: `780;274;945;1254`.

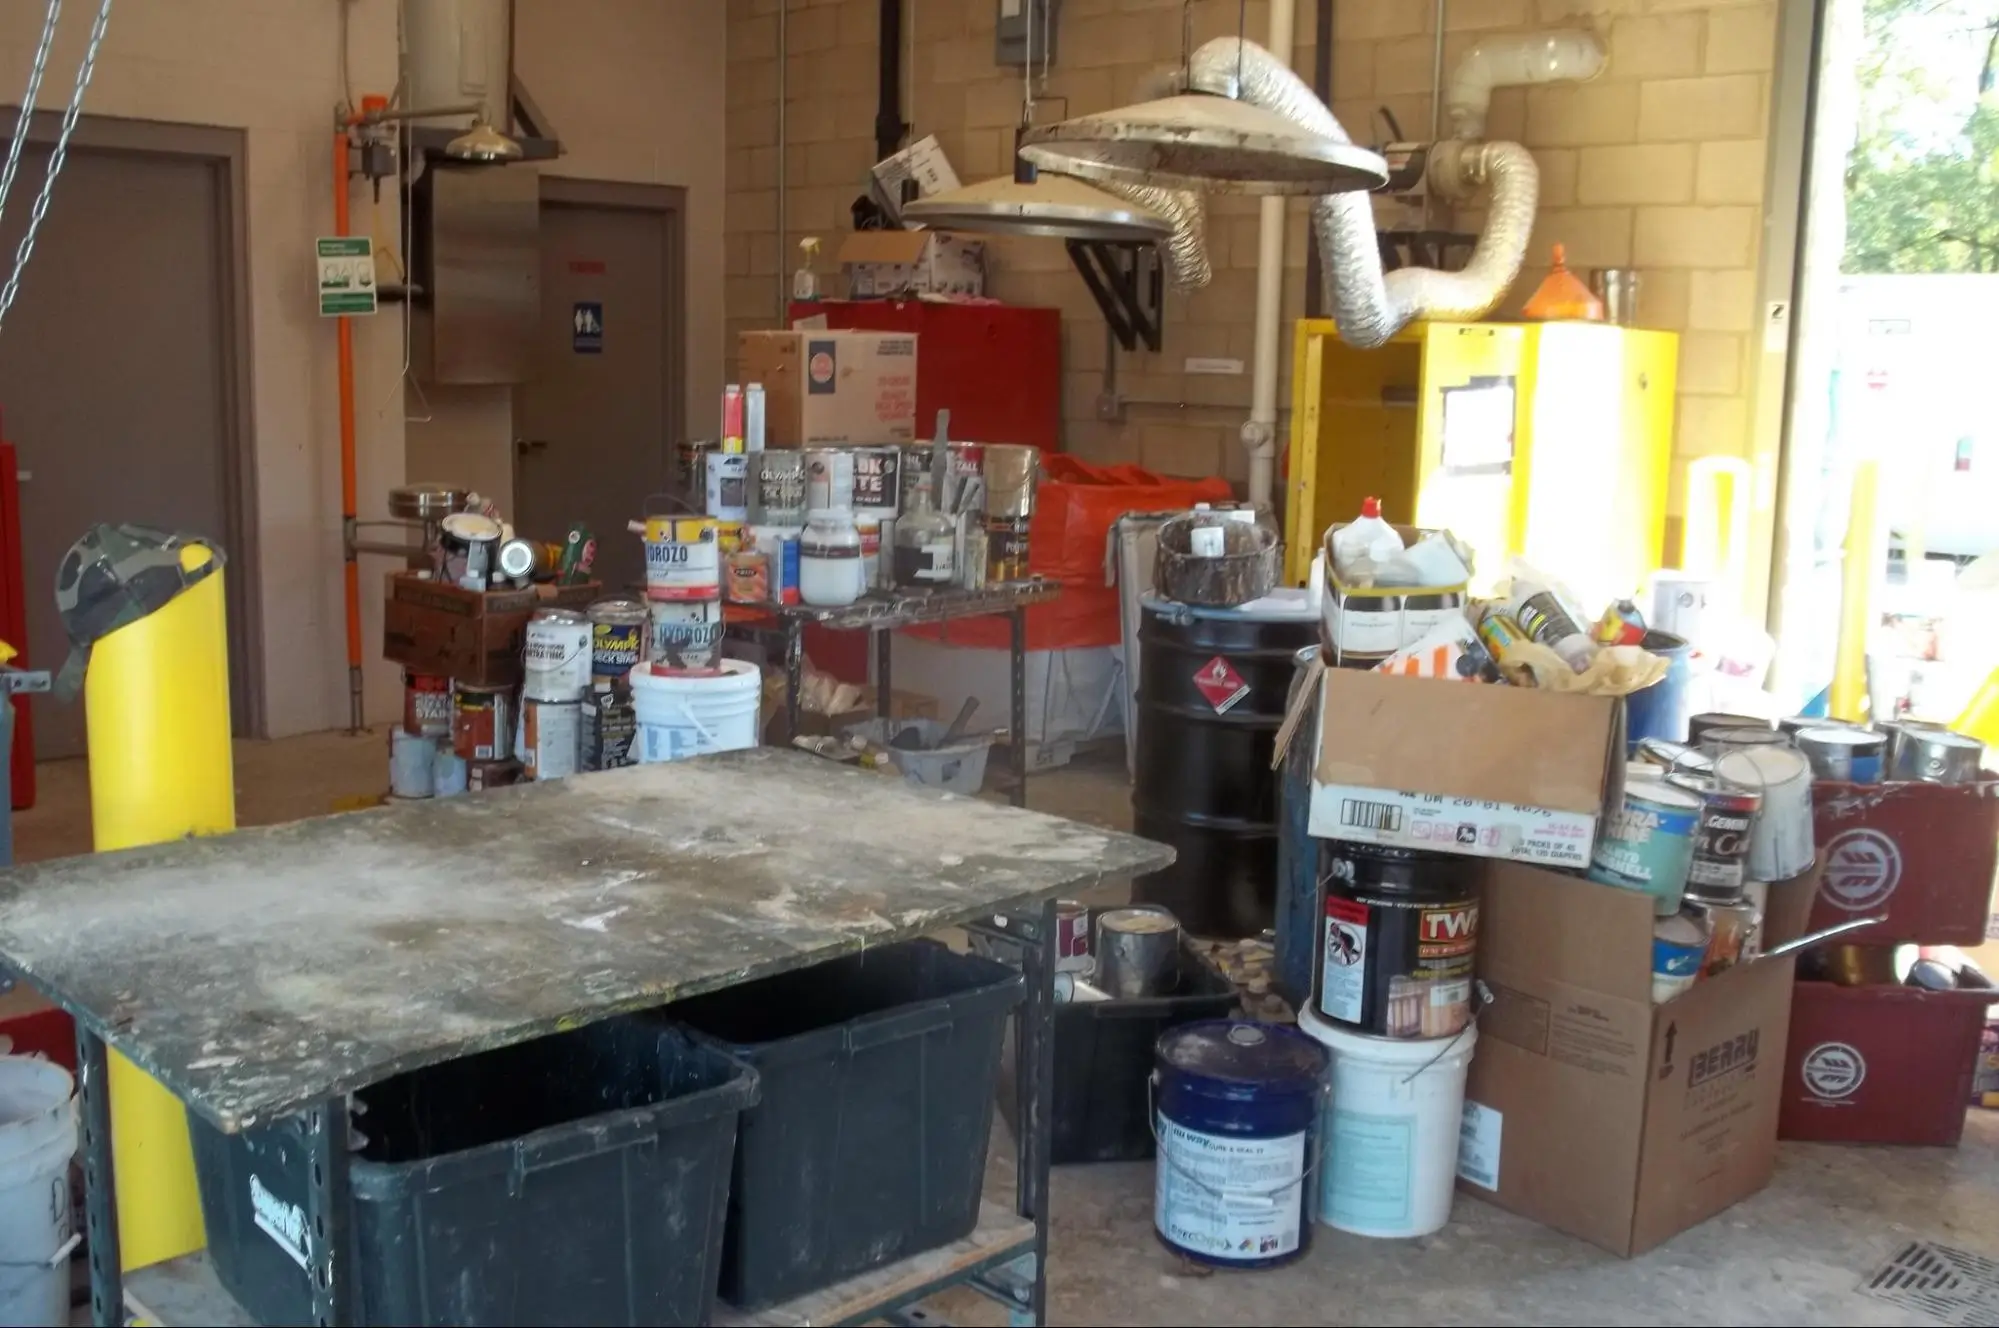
648;598;724;671
705;451;750;523
1588;770;1701;916
1316;841;1479;1039
523;608;591;702
642;514;722;603
587;598;649;684
1152;1021;1326;1270
1717;745;1816;882
1055;901;1092;974
1665;771;1762;902
452;682;512;762
388;729;436;798
1796;725;1886;784
402;671;451;739
581;689;637;771
521;697;582;780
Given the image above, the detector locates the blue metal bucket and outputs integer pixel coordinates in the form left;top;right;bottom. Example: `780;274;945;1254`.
1153;1020;1327;1269
1624;629;1693;752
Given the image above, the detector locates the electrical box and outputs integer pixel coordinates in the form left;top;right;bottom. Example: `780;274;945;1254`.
995;0;1059;68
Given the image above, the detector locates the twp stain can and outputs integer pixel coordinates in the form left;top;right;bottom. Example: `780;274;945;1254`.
1316;841;1479;1039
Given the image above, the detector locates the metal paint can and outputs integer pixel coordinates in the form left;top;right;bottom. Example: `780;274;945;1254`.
1703;724;1793;758
1588;771;1701;916
1777;713;1857;738
1316;841;1479;1039
402;671;451;739
854;518;883;589
1635;737;1711;776
466;758;520;792
642;514;721;602
1687;712;1772;745
587;598;649;684
521;697;581;780
749;525;802;604
677;439;720;505
944;442;985;514
388;729;436;799
1666;771;1761;902
705;451;750;522
647;598;724;671
1094;906;1180;998
1887;727;1986;785
452;682;512;762
851;445;902;517
1055;901;1091;974
980;444;1038;519
985;515;1031;583
1652;909;1709;1004
523;607;591;702
749;449;807;525
439;510;502;588
1694;896;1761;974
805;448;855;512
581;689;637;771
1796;725;1887;784
1717;745;1816;882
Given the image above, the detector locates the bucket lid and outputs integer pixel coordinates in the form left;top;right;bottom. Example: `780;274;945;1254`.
1156;1020;1327;1095
1142;589;1316;623
1295;1002;1479;1066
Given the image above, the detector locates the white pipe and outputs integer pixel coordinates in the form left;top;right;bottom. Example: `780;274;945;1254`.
1446;30;1606;140
1244;0;1297;510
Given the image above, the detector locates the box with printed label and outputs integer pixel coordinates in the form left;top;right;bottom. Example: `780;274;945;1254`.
1808;781;1998;945
1457;860;1816;1256
737;330;919;448
839;230;986;299
1778;979;1987;1146
1307;667;1624;869
1320;522;1468;664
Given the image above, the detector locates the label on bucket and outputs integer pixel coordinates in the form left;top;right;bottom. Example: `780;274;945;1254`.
1320;896;1369;1024
1326;1110;1416;1228
1154;1121;1305;1262
1456;1101;1502;1191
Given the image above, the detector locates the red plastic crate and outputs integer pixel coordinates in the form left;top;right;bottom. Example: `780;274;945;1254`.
1779;980;1988;1145
1810;782;1999;945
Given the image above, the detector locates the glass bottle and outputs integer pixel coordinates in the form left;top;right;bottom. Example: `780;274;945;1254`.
892;475;957;588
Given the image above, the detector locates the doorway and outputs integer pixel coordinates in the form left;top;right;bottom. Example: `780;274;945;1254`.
513;179;686;596
0;116;258;759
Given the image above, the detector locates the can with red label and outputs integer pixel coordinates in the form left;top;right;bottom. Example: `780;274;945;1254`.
403;671;451;739
1055;900;1091;974
1315;840;1479;1039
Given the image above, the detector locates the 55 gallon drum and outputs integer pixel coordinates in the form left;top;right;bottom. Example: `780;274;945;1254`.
1153;1021;1327;1269
1132;593;1319;937
1316;841;1479;1039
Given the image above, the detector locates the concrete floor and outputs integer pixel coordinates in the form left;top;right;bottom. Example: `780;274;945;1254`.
13;735;1997;1326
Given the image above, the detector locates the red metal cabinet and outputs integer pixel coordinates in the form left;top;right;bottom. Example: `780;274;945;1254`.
786;300;1062;450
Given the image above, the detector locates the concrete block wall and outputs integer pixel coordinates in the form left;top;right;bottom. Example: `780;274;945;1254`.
725;0;1778;517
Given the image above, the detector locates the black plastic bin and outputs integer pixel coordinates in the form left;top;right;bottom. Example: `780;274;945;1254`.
665;939;1025;1310
190;1019;757;1327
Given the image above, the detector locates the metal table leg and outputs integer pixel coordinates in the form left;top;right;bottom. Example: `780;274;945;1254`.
1009;607;1028;809
77;1029;121;1328
783;617;805;743
301;1098;352;1327
876;626;894;720
1011;898;1055;1325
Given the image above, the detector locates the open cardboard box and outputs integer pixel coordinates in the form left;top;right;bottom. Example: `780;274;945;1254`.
1459;860;1819;1256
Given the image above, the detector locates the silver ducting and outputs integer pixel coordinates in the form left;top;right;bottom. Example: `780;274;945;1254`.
1099;179;1213;289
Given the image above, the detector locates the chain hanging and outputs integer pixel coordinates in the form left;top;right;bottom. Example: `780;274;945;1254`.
0;0;66;239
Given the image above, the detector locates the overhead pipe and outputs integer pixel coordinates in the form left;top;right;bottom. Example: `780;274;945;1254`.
1244;0;1298;509
334;126;362;733
1446;30;1606;140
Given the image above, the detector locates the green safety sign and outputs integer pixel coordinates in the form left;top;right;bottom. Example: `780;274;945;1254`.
316;236;377;317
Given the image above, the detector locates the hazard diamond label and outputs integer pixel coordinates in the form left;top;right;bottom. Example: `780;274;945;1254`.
1193;656;1250;714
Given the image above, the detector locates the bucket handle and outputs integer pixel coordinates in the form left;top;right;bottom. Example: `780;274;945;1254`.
674;696;723;749
0;1231;80;1269
1148;1074;1327;1204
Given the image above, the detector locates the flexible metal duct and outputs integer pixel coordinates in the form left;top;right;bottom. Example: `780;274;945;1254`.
1095;66;1211;290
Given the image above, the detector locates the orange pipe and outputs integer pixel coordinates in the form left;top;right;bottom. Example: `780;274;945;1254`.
334;130;363;729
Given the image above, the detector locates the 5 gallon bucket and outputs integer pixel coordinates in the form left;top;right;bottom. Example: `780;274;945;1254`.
1152;1020;1326;1269
1297;1004;1475;1239
0;1057;78;1327
628;659;761;764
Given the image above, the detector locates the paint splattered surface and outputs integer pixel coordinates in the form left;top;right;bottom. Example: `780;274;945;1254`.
0;750;1171;1131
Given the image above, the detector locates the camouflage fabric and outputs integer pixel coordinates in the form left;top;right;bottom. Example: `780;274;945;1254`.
52;524;224;701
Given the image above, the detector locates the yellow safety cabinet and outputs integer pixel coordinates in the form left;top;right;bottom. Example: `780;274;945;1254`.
1284;319;1677;611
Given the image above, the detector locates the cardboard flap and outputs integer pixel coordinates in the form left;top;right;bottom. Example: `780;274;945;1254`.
1480;861;1654;1004
1315;669;1618;815
839;231;932;265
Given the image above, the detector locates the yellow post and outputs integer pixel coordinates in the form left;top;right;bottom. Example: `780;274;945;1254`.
85;543;233;1268
1830;461;1880;723
1956;666;1999;750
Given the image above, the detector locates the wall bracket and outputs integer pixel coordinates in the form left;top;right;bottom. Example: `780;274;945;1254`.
1065;240;1163;354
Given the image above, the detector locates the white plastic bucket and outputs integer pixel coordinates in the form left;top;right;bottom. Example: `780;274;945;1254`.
0;1057;78;1327
628;659;762;764
1296;1003;1475;1239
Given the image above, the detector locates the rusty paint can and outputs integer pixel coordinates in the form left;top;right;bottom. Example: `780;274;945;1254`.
452;682;513;762
403;671;451;739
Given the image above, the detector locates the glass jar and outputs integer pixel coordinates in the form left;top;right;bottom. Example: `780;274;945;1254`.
892;475;957;589
799;509;865;607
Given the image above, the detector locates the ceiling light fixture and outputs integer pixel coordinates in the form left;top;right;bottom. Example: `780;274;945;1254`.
444;118;524;163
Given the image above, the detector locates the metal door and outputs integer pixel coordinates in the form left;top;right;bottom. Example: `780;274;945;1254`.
514;198;676;596
0;143;244;759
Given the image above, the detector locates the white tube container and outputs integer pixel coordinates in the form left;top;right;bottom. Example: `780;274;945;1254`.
628;659;762;764
1297;1004;1476;1239
0;1057;77;1327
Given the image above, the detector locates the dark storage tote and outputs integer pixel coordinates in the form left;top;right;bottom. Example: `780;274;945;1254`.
666;939;1025;1310
189;1019;757;1327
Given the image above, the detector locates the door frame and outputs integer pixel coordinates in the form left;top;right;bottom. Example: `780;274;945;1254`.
1;110;263;738
525;177;688;499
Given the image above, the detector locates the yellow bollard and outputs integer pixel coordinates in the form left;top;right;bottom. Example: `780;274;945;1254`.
1830;461;1881;724
85;543;233;1269
1957;666;1999;751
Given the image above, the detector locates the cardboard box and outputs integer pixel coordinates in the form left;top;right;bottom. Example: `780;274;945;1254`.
869;134;961;222
1459;862;1816;1256
1307;668;1623;869
839;231;985;299
1809;781;1999;945
381;573;599;688
1320;522;1469;663
737;330;918;448
1778;980;1988;1146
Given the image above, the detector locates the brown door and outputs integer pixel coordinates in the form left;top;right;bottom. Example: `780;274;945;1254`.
0;142;245;759
514;195;679;596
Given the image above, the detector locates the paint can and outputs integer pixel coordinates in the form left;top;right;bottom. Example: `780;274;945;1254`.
1703;724;1793;758
587;598;649;684
642;513;721;603
1687;712;1772;745
1796;725;1886;783
677;439;720;506
1694;895;1761;974
1055;901;1092;974
748;525;802;603
1095;907;1181;998
1887;727;1986;785
1152;1020;1326;1269
466;759;520;792
1296;1003;1476;1239
1635;737;1711;775
854;518;883;590
1777;713;1854;738
1652;909;1709;1003
648;598;724;671
452;682;512;762
521;697;581;780
1316;841;1479;1039
749;450;807;525
980;444;1038;520
432;746;468;798
581;689;637;771
1588;770;1701;916
851;445;902;517
1973;1015;1999;1109
1665;771;1761;902
496;537;557;583
388;729;436;799
985;516;1032;583
523;608;590;702
705;451;750;523
1649;572;1713;646
402;671;451;739
944;442;985;514
1716;745;1816;882
805;449;855;512
439;511;503;589
629;658;762;763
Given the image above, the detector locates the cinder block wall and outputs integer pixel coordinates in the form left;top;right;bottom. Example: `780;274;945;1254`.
724;0;1777;517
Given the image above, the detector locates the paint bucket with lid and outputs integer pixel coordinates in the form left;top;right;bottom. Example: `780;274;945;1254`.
523;608;590;702
1688;712;1771;745
1316;842;1479;1040
628;658;761;764
1887;727;1985;784
452;683;512;761
402;671;451;739
642;511;722;603
648;598;724;672
1588;769;1701;915
1704;724;1792;758
1152;1020;1326;1269
1717;744;1816;881
1096;907;1181;998
1797;725;1886;783
0;1056;78;1327
587;598;649;685
388;728;436;799
521;697;581;780
1296;1004;1475;1239
439;511;502;589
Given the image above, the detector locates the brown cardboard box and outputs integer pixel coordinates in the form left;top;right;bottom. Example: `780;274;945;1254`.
839;230;985;298
1307;668;1624;869
381;573;599;688
738;330;918;448
1458;861;1817;1256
